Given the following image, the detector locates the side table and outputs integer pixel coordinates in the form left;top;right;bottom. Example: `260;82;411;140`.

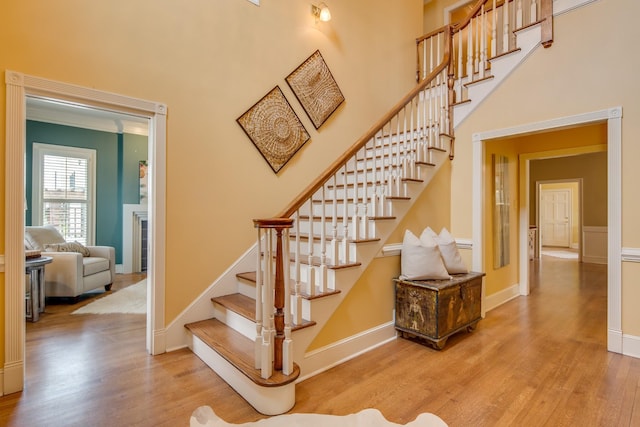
25;256;53;322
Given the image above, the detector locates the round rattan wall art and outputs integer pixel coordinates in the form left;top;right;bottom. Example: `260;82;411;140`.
237;86;310;174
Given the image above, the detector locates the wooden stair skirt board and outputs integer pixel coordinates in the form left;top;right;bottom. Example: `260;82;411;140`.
186;319;299;415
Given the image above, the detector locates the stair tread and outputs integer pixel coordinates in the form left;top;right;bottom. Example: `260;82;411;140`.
236;272;342;300
464;74;495;88
185;318;300;387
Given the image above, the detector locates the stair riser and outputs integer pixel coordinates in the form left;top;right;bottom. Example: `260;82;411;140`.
213;303;256;341
189;334;296;416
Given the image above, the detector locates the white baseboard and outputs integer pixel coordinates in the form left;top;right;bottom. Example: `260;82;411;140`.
622;334;640;359
0;369;3;396
3;361;23;395
115;264;124;274
609;329;623;354
299;322;397;382
484;283;520;313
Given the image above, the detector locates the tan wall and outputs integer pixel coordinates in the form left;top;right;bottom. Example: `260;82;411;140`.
530;151;607;228
424;0;474;32
449;0;640;334
1;0;423;364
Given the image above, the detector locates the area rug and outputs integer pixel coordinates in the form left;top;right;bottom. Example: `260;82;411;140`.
71;280;146;315
190;406;447;427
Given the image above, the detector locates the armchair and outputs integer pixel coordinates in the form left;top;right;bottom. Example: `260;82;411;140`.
24;225;115;299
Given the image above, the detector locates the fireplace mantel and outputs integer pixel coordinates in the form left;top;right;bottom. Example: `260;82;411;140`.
123;204;148;274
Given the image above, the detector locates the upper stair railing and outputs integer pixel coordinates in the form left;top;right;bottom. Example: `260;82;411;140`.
253;0;552;380
418;0;553;104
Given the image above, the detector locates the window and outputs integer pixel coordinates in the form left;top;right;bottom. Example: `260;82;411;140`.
32;143;96;245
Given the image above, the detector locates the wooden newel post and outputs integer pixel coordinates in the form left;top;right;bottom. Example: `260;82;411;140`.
447;25;456;161
273;226;285;370
253;218;294;374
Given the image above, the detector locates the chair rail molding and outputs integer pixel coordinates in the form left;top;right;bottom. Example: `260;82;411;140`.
622;248;640;263
380;238;472;257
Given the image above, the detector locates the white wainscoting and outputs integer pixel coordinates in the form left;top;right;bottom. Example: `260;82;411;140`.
582;226;607;264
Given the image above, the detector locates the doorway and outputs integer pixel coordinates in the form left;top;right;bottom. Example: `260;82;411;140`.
537;179;582;261
4;71;167;394
472;107;622;355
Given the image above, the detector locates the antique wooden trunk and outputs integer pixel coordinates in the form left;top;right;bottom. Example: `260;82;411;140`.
394;272;484;349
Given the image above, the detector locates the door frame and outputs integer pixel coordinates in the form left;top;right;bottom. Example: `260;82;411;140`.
537;179;583;257
4;71;167;394
472;106;622;355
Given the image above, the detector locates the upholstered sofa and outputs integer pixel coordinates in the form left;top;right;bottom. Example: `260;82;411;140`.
24;225;115;299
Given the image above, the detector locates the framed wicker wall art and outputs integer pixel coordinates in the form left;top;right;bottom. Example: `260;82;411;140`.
237;86;310;174
286;50;345;129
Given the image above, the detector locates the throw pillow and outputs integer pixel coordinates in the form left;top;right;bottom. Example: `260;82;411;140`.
426;227;468;274
24;225;66;251
44;241;91;257
400;230;450;280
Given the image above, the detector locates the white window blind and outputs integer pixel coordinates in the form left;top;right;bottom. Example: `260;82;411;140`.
32;143;96;245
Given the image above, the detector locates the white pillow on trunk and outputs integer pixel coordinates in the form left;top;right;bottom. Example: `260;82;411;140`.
400;229;450;280
423;227;468;274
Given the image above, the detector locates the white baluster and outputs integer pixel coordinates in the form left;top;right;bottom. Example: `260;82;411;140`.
293;213;302;326
307;199;315;297
255;227;263;369
429;36;434;76
351;150;360;242
282;229;293;375
480;5;486;79
503;0;509;53
422;88;428;164
330;175;339;264
466;23;473;78
491;0;497;58
416;94;422;166
457;28;463;87
422;39;427;80
443;69;450;146
516;0;523;28
379;125;388;217
531;0;537;23
341;164;349;263
361;142;370;240
474;16;480;76
318;186;327;292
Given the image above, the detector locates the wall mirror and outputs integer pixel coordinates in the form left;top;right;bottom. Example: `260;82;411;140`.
493;154;510;268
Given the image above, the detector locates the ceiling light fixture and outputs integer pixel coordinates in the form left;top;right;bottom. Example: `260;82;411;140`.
311;2;331;22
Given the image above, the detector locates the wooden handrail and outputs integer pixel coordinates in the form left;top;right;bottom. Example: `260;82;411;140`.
277;26;452;219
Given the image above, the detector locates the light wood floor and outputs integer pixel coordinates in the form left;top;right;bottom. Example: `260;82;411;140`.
1;258;639;426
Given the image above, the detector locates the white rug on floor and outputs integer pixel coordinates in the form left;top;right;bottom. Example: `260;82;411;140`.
71;280;146;315
541;250;579;259
190;406;447;427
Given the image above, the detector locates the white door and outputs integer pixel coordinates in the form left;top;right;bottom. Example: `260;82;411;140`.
540;189;571;247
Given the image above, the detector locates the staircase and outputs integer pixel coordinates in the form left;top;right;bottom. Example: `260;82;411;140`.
182;0;553;416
